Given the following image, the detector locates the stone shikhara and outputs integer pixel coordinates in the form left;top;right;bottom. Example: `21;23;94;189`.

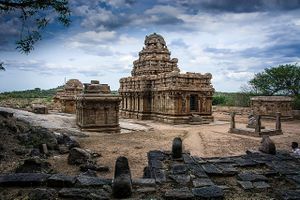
119;33;214;124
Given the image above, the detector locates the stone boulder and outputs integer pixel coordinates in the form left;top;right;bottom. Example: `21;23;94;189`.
32;104;48;114
15;157;53;173
68;148;91;165
259;136;276;155
17;127;58;150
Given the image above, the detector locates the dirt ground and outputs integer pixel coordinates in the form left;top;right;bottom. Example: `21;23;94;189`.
1;107;299;179
50;112;300;179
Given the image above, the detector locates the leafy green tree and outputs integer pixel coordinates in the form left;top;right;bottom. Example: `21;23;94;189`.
249;63;300;96
0;0;70;53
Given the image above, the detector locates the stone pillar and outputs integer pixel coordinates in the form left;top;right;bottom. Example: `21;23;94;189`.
230;112;236;130
112;156;132;198
255;115;261;133
276;112;281;131
172;137;182;159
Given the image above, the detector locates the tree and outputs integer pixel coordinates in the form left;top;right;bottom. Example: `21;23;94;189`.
0;0;70;54
249;63;300;96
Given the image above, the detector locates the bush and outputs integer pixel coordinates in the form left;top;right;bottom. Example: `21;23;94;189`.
292;95;300;110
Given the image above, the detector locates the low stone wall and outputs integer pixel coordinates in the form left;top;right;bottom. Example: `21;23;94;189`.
213;106;251;115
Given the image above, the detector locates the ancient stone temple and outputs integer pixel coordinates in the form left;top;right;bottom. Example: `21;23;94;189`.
76;80;121;132
119;33;214;124
250;96;293;120
53;79;83;113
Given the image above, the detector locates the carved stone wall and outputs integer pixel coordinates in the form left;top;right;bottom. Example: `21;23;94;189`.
250;96;293;119
76;80;121;132
119;33;214;123
53;79;83;113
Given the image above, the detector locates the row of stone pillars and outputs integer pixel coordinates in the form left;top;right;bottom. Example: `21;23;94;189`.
230;112;282;133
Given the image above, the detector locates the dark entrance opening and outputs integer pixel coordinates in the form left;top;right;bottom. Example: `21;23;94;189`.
190;95;197;112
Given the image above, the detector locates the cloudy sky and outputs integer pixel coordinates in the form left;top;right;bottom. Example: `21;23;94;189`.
1;0;300;92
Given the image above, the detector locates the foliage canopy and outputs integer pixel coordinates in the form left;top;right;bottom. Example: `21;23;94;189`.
249;63;300;96
0;0;70;54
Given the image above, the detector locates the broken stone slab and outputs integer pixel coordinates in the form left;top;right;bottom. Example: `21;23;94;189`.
0;173;50;187
147;150;167;161
150;159;164;169
237;172;268;182
187;164;208;178
153;168;167;183
237;181;253;190
234;158;258;167
286;175;300;185
280;189;300;200
47;174;76;187
80;169;98;177
136;187;156;193
192;185;224;199
80;163;109;172
29;188;57;200
193;178;215;188
59;188;110;200
216;164;238;176
169;174;191;185
171;164;187;174
192;156;207;164
183;153;195;164
75;175;112;187
253;181;270;189
132;178;156;187
164;187;194;199
201;163;223;175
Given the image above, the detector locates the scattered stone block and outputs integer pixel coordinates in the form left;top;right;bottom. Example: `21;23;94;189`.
58;188;110;200
259;136;276;155
68;147;91;165
237;181;254;190
153;168;167;183
0;110;13;118
182;153;195;164
132;178;156;187
29;188;57;200
32;104;48;114
253;181;270;189
48;174;75;187
0;173;50;187
192;185;224;199
172;137;182;159
164;187;194;199
80;169;98;177
15;157;52;173
237;173;268;182
76;175;111;187
171;164;187;174
201;163;223;175
169;174;191;185
136;187;156;193
80;163;109;172
280;190;300;200
193;178;214;187
112;156;132;198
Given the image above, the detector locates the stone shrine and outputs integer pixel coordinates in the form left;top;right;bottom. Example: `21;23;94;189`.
53;79;84;113
76;80;121;132
119;33;214;123
250;96;293;120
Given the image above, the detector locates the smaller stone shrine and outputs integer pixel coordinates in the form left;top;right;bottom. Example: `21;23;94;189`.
54;79;84;113
76;80;121;133
250;96;293;120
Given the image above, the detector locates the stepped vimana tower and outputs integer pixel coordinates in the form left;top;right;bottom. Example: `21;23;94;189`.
119;33;214;123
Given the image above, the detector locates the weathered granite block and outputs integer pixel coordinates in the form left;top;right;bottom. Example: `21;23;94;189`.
237;173;268;182
76;176;111;187
192;185;224;199
193;178;214;187
48;174;75;187
164;187;194;199
237;181;253;190
0;173;50;187
59;188;110;200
